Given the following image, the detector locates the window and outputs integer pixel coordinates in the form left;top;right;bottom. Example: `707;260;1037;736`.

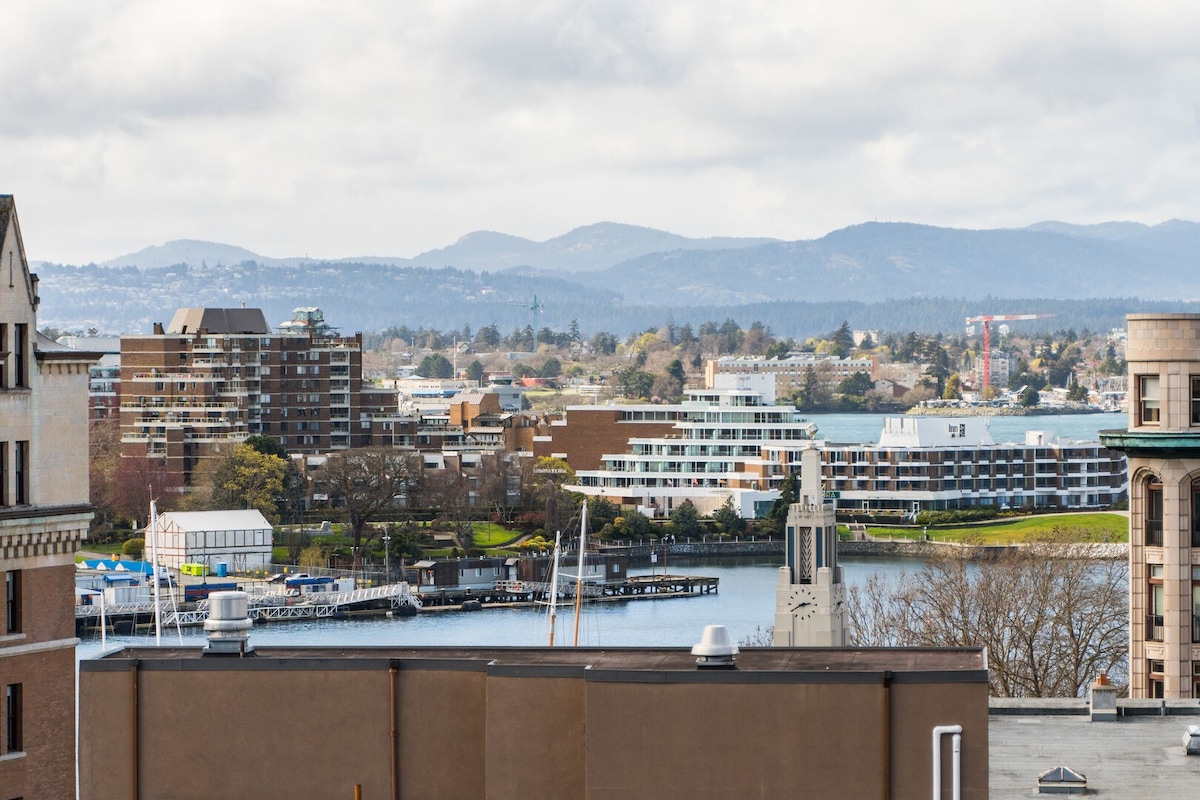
0;324;7;387
13;324;26;388
1139;375;1161;425
14;441;27;506
4;683;20;754
4;571;19;634
1149;564;1165;641
1193;377;1200;425
1146;480;1164;547
1194;566;1200;644
1149;661;1165;699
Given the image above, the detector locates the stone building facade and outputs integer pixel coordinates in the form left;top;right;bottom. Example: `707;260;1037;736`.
0;196;96;798
1101;313;1200;699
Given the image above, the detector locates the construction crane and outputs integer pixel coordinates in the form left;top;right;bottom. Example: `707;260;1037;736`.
508;294;545;347
965;313;1055;390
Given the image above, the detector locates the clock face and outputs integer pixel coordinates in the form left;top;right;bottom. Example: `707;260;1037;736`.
786;587;818;619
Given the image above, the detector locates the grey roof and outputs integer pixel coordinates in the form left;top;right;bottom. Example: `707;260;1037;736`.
155;509;273;532
991;712;1200;799
166;308;271;335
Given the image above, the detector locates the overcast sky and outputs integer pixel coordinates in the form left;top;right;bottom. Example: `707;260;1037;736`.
4;1;1199;264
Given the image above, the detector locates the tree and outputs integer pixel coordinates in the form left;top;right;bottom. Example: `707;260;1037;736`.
712;496;745;536
764;340;791;360
669;500;704;539
528;457;576;534
650;373;683;402
836;371;873;397
465;360;484;383
475;323;501;348
314;448;423;566
415;353;454;378
243;434;287;460
209;443;288;523
591;331;618;355
847;532;1128;697
89;418;122;536
943;372;962;400
540;357;562;379
1019;385;1041;407
829;321;855;358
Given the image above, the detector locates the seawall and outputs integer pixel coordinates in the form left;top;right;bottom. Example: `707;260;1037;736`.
606;538;1127;566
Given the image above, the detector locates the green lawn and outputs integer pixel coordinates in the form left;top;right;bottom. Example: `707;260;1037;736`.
472;522;522;548
857;512;1129;545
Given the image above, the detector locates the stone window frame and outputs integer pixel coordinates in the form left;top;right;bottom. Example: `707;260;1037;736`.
1139;374;1161;426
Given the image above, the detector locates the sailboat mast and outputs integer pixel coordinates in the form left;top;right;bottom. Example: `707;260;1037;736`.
547;531;561;647
149;489;162;646
572;501;587;647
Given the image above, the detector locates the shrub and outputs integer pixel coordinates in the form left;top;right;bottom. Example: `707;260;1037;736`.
121;538;145;559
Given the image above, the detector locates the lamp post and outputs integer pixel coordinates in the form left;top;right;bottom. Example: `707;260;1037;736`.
382;532;392;584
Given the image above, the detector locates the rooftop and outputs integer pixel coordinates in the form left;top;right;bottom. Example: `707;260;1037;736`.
84;644;987;679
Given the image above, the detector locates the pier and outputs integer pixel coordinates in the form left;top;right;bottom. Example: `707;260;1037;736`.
75;583;421;633
415;573;719;608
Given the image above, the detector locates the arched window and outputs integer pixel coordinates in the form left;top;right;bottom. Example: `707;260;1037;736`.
1145;478;1163;547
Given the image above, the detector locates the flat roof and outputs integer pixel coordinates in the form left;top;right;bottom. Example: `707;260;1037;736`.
81;644;987;682
990;712;1200;799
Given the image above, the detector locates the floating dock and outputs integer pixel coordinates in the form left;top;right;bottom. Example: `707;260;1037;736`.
415;573;719;608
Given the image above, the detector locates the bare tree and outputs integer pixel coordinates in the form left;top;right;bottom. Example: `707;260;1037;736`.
314;448;423;567
420;468;475;553
847;530;1128;697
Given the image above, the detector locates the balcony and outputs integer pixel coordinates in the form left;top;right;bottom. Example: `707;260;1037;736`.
1146;522;1164;548
1146;614;1165;642
1194;615;1200;644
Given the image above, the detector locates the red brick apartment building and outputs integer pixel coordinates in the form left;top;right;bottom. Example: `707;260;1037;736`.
119;306;366;487
0;196;97;798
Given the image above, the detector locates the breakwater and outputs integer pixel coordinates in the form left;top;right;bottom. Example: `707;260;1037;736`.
606;538;1127;565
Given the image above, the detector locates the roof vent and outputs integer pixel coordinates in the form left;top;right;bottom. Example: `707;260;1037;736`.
692;624;738;670
1036;765;1087;795
203;591;254;656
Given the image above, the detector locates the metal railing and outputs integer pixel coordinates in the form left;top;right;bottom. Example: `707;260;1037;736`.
1147;614;1165;641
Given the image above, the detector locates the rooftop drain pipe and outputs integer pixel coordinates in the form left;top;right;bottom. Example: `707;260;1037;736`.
203;591;254;656
932;724;962;800
691;624;738;669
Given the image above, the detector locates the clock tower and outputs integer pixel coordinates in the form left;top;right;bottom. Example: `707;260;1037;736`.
773;446;848;647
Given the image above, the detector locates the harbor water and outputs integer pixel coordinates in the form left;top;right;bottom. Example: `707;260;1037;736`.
76;413;1124;658
77;556;921;658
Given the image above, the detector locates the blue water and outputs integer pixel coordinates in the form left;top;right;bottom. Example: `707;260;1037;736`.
76;556;923;658
806;411;1123;444
76;414;1121;658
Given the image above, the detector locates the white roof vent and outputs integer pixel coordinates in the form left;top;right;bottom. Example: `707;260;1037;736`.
691;624;738;669
203;591;254;656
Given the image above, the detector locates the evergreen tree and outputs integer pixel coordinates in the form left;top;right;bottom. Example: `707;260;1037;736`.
830;320;855;358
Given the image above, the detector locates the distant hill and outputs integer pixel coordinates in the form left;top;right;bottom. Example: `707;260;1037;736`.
100;239;266;270
567;222;1189;305
31;219;1200;337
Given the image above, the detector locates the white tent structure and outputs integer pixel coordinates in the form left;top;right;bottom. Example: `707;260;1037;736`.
147;510;273;573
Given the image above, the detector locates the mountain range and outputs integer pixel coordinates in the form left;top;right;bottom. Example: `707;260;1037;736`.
34;220;1200;338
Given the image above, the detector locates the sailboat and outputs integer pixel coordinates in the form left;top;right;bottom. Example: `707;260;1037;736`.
147;492;184;646
544;500;590;647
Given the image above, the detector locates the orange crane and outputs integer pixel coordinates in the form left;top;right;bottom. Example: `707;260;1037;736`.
965;313;1055;390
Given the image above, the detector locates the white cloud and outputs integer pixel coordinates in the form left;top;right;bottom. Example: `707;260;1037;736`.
3;0;1200;263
